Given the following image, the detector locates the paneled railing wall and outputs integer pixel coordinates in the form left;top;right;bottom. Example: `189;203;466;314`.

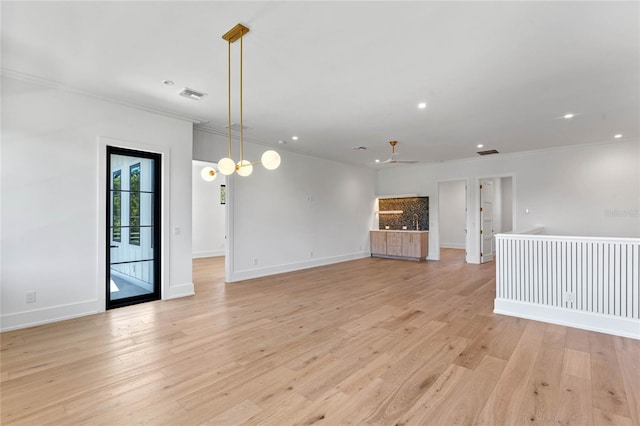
495;233;639;339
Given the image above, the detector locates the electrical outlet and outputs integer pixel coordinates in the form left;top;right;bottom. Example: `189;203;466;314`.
310;251;314;257
26;291;36;303
253;258;258;265
564;292;576;304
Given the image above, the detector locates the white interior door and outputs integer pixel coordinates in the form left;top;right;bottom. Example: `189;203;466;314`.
480;180;494;263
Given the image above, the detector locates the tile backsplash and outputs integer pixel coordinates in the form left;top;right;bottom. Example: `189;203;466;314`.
379;197;429;230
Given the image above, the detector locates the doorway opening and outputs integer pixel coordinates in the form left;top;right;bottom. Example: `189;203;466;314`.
192;160;227;271
438;180;468;261
479;176;513;263
107;146;161;309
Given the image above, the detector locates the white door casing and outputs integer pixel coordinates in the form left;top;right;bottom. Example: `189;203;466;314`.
480;180;494;263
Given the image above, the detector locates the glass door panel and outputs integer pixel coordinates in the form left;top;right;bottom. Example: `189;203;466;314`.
107;147;161;309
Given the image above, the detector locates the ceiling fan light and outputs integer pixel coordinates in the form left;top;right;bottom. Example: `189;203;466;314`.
236;159;253;177
200;166;217;181
261;150;281;170
218;157;236;175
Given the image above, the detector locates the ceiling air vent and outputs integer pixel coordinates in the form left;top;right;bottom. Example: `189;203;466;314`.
178;87;207;100
225;122;248;131
477;149;499;156
352;146;367;150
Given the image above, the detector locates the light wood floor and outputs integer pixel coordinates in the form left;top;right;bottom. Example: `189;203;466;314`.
1;249;639;425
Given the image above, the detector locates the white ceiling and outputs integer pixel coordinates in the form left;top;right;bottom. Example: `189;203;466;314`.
2;1;638;166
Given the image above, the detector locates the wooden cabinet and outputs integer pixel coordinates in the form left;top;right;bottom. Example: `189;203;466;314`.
386;232;403;256
402;232;427;258
370;231;387;255
370;230;428;260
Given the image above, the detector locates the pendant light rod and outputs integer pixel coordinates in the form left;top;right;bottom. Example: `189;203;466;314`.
202;22;280;180
240;30;244;163
227;38;232;159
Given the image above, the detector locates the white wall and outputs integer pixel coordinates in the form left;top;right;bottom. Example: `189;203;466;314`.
1;75;195;330
193;129;376;282
438;180;466;249
192;160;226;258
501;177;513;232
377;140;640;263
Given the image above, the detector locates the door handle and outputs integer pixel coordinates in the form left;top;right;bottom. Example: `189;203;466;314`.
110;245;118;248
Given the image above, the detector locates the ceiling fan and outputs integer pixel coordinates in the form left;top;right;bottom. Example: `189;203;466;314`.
376;141;418;164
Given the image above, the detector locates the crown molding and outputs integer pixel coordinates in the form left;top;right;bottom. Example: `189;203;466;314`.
1;68;207;124
380;137;640;171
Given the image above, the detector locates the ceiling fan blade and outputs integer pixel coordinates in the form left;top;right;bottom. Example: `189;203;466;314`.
369;141;419;165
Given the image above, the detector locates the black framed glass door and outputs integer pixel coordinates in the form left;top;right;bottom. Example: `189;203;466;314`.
107;146;161;309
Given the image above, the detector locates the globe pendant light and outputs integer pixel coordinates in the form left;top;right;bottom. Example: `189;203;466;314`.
201;23;282;182
261;150;281;170
218;157;236;176
200;166;217;181
236;160;253;177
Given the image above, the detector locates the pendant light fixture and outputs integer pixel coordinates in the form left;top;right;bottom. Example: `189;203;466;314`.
202;23;281;181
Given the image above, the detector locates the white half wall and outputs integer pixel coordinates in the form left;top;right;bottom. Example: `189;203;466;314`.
192;160;226;258
193;129;376;282
377;140;640;263
1;74;194;331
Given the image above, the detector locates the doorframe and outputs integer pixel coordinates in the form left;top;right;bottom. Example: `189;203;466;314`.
97;137;171;312
475;174;517;264
191;160;227;259
436;178;470;262
106;145;162;309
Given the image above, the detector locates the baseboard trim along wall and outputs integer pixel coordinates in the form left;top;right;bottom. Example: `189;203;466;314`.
192;250;225;259
494;299;640;340
1;281;195;331
164;282;195;300
229;252;370;282
440;243;466;249
0;300;99;332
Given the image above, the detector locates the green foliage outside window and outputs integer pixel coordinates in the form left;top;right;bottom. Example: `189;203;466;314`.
112;170;122;242
129;163;141;245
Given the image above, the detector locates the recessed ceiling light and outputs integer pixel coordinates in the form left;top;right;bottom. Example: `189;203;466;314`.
163;80;175;86
375;159;380;163
614;134;623;139
477;144;484;148
292;136;298;141
418;102;427;109
564;113;574;119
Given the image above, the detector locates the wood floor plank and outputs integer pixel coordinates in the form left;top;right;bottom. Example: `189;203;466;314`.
589;332;632;418
554;373;594;425
1;250;638;425
476;344;540;425
614;342;640;424
517;332;566;424
416;355;507;424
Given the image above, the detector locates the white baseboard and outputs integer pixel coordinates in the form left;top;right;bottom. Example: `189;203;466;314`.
192;250;225;259
164;282;195;299
0;300;99;332
228;252;370;282
1;282;195;331
466;254;480;264
494;298;640;340
440;243;466;249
